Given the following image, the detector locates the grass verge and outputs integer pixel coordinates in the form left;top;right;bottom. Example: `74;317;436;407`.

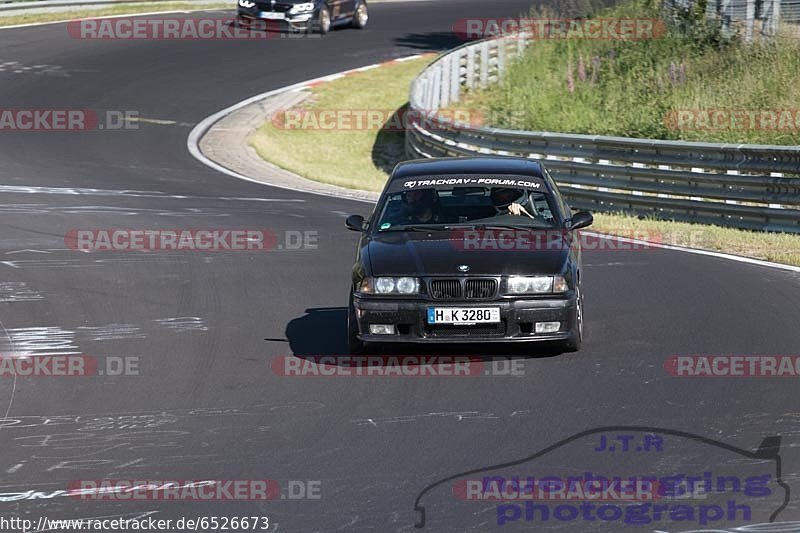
248;51;800;266
591;213;800;266
0;2;229;27
458;0;800;145
250;56;431;192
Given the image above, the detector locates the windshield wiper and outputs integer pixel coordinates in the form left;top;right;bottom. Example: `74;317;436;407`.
445;223;533;231
379;224;448;232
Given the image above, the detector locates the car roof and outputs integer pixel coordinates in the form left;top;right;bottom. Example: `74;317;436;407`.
391;157;545;181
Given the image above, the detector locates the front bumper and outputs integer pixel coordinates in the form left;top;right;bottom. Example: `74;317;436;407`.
353;294;579;344
237;8;314;27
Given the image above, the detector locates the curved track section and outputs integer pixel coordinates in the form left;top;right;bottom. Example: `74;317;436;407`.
0;1;799;530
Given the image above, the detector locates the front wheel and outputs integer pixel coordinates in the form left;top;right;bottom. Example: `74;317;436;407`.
348;298;367;354
317;5;331;34
560;286;583;353
351;1;368;29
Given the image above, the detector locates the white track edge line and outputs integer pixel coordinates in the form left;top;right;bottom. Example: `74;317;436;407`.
582;231;800;273
186;61;420;204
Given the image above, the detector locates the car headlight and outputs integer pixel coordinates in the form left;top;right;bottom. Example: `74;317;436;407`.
375;277;396;294
289;2;315;13
395;277;419;294
238;0;255;7
358;277;420;295
506;276;568;294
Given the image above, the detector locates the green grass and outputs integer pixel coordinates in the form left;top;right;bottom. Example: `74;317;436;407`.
590;213;800;266
0;3;229;26
250;56;432;192
458;0;800;145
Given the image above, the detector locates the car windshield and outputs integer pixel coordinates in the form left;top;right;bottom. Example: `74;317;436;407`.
374;186;560;231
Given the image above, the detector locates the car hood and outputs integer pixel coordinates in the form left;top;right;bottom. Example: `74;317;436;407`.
366;231;570;277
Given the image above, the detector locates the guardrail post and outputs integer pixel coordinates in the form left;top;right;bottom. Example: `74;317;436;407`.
450;49;461;103
480;41;489;88
440;55;451;108
761;0;780;38
516;34;526;57
497;38;507;75
429;64;441;112
466;46;476;90
422;77;431;112
745;0;755;42
719;0;732;37
421;79;432;113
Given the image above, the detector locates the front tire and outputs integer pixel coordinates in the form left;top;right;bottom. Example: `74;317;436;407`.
348;297;367;355
317;5;331;34
351;1;368;29
561;286;583;353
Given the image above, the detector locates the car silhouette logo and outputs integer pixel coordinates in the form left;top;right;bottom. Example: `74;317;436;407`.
412;425;790;530
457;265;469;272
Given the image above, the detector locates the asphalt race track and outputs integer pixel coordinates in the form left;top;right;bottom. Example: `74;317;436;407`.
0;0;799;531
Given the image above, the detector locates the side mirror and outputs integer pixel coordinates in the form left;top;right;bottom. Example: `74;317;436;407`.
345;214;365;232
568;211;593;231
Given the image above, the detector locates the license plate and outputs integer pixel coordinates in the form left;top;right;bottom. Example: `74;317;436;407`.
427;307;500;325
260;11;284;19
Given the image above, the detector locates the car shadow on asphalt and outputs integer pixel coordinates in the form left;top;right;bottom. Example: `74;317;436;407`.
394;32;471;51
285;306;349;355
228;19;327;39
285;307;566;359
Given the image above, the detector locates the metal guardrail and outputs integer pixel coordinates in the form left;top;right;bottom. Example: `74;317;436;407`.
406;34;800;233
699;0;800;41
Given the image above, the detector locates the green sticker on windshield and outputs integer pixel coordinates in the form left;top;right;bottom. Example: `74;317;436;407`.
380;223;391;230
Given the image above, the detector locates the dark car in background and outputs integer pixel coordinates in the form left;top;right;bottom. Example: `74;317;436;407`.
344;157;594;354
237;0;368;34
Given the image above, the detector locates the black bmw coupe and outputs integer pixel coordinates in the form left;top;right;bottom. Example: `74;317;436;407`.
345;157;594;354
237;0;368;34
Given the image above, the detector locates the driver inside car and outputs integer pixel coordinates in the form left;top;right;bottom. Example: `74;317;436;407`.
490;187;536;218
401;188;441;224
